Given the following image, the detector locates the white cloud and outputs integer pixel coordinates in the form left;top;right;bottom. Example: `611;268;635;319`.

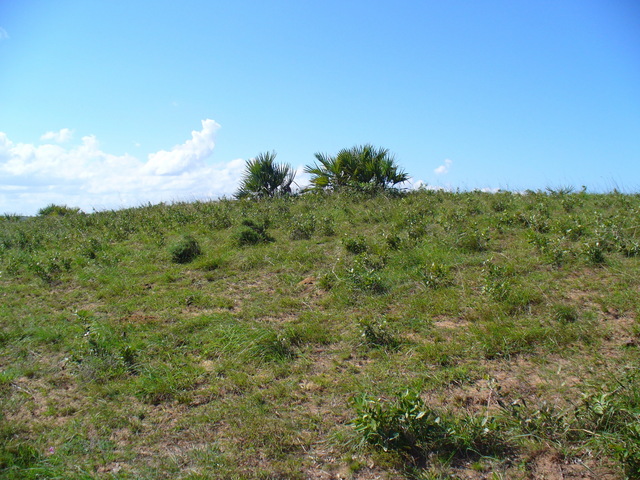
40;128;74;143
434;158;452;175
404;178;427;190
0;28;8;40
0;119;245;215
144;119;219;175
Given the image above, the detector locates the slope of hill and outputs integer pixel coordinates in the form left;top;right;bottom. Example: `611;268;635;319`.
1;190;639;479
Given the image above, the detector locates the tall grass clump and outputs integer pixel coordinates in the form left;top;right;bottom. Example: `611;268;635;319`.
169;235;202;263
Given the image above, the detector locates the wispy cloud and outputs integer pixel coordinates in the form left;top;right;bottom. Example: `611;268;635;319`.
0;28;8;40
434;158;452;175
40;128;74;143
0;119;245;215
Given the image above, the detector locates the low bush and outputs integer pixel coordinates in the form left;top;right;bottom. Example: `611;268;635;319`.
37;204;81;216
235;219;274;246
169;235;201;263
343;235;369;254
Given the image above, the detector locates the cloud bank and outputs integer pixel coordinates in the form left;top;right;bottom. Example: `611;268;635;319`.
0;119;245;215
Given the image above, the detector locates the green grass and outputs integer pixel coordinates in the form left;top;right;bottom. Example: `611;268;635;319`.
1;190;639;478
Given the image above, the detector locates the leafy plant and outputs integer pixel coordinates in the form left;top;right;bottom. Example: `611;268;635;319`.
343;235;369;254
351;389;509;459
584;241;606;264
351;389;445;454
289;214;316;240
420;262;452;289
234;219;274;246
359;319;399;350
457;228;489;252
305;144;408;192
37;204;81;216
235;151;296;199
346;254;388;294
169;235;202;263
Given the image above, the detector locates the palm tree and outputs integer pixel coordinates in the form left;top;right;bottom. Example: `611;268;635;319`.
235;151;296;199
305;144;408;192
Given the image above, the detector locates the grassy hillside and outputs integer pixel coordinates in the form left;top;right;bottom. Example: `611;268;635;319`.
1;190;639;479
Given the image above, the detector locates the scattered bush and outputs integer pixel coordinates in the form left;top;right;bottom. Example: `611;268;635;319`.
252;331;296;362
584;241;606;264
169;235;202;263
346;254;388;294
351;389;509;459
359;319;399;350
343;235;369;254
305;144;409;192
289;214;316;240
234;219;274;246
457;228;489;252
235;151;296;199
420;262;452;289
37;204;81;216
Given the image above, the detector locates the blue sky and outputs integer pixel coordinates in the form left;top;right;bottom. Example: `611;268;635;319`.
1;0;639;214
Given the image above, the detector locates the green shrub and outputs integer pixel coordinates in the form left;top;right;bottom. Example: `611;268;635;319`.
234;219;274;246
169;235;202;263
37;204;81;216
584;241;606;264
318;215;336;236
351;389;509;458
252;331;296;362
235;151;295;199
420;262;451;289
347;255;388;294
457;228;489;252
289;214;316;240
359;319;399;350
211;209;233;229
351;389;445;454
383;233;402;250
343;235;369;254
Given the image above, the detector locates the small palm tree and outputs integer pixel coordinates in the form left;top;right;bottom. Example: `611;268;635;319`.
305;144;408;192
235;151;296;199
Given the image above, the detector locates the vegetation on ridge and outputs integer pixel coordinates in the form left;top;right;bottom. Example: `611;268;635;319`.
0;188;639;479
235;151;296;199
305;144;409;192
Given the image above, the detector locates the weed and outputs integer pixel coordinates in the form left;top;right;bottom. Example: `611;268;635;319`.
211;208;233;229
289;214;316;240
252;331;296;362
383;233;403;250
318;215;336;236
621;240;640;257
343;235;369;254
37;204;81;216
359;319;399;350
457;228;490;252
169;235;202;263
583;241;606;264
500;397;571;442
552;304;579;323
352;389;511;460
235;219;274;246
346;255;388;294
351;389;445;454
420;262;452;289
